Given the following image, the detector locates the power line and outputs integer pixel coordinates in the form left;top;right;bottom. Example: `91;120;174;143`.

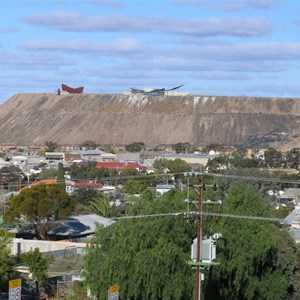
1;170;299;189
2;210;285;228
212;173;300;185
110;211;284;223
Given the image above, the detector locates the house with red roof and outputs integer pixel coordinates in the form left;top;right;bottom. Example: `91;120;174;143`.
65;181;115;195
21;178;58;191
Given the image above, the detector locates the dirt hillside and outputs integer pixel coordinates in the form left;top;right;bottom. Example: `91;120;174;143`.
0;93;299;148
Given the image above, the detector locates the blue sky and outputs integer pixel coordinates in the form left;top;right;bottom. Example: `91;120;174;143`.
1;0;300;103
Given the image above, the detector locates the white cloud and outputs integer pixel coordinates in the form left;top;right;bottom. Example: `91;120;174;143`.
0;51;75;69
23;12;272;37
128;57;285;73
177;41;300;61
0;27;19;34
21;38;143;54
173;0;279;11
87;0;122;7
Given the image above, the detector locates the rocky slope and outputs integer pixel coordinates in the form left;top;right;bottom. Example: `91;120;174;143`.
0;93;299;148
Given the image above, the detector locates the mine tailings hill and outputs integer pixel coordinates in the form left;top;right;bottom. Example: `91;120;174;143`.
0;93;299;148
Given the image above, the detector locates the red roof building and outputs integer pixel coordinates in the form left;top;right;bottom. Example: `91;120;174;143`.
65;181;105;195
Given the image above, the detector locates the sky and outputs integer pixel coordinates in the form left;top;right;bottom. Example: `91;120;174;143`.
1;0;300;103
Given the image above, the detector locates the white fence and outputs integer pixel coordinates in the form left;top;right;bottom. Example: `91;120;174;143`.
10;238;86;256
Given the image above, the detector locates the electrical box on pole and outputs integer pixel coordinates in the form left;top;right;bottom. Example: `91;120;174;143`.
191;238;216;263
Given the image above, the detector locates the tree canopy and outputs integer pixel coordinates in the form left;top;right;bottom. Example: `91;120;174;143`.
264;148;283;168
38;168;58;180
0;230;15;292
123;179;147;194
80;140;98;149
68;163;112;181
56;162;65;190
83;181;300;300
4;184;75;239
84;190;196;300
44;141;58;152
125;142;145;152
22;248;51;296
153;158;191;174
203;184;300;300
119;167;139;177
71;187;102;206
172;142;192;153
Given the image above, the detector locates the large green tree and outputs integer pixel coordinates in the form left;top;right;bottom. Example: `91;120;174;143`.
203;183;300;300
83;181;300;300
56;162;65;190
84;190;196;299
4;184;75;239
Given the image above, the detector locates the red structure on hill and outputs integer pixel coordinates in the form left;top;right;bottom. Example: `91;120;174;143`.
58;84;84;94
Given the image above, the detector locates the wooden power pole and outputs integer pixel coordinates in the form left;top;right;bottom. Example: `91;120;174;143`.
196;175;203;300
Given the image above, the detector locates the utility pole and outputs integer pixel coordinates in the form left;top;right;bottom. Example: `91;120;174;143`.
196;175;203;300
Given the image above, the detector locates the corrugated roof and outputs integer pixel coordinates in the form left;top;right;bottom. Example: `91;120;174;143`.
47;214;114;237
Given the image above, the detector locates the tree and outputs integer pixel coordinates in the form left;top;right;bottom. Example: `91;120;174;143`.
44;141;58;152
203;183;300;300
215;167;279;198
202;143;224;153
264;148;283;168
119;167;139;177
89;195;120;217
125;142;144;152
80;140;98;149
4;184;75;239
153;158;191;174
285;148;300;169
57;162;65;190
72;187;102;206
84;190;195;299
172;142;192;153
39;168;58;180
0;230;15;292
168;158;191;174
21;248;51;297
0;166;24;189
153;158;170;173
123;179;147;194
69;163;110;181
83;181;300;300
